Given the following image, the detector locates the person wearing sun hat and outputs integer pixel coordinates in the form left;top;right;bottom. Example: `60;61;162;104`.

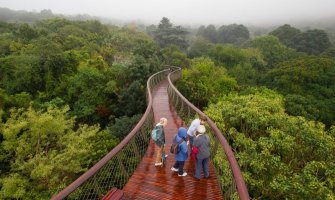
192;125;210;180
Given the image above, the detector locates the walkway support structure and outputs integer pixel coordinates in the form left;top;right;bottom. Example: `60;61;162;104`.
51;69;170;200
52;66;250;200
167;66;250;200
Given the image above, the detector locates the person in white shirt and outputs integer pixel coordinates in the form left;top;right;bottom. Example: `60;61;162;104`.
186;116;206;151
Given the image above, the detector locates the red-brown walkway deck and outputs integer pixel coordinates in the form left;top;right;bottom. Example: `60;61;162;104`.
122;79;223;199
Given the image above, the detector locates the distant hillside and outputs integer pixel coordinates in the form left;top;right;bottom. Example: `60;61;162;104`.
247;18;335;45
0;7;124;25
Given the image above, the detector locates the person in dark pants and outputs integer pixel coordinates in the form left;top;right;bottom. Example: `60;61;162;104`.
170;127;188;176
193;125;210;179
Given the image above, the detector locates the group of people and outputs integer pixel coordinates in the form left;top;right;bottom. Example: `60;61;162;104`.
153;117;210;180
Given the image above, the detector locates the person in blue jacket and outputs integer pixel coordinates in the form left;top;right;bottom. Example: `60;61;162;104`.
170;127;188;176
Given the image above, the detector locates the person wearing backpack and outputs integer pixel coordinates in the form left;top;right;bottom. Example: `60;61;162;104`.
193;125;210;180
170;127;188;176
153;118;167;167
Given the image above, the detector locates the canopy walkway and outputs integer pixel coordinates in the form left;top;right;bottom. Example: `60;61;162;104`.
52;67;250;200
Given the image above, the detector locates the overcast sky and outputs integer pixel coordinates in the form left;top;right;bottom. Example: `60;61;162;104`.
1;0;335;25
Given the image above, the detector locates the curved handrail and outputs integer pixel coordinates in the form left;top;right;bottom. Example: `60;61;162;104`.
167;66;250;200
51;68;170;200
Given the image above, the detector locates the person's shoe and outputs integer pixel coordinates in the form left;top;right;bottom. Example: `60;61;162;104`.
171;167;178;172
155;162;162;166
194;174;200;180
178;172;187;176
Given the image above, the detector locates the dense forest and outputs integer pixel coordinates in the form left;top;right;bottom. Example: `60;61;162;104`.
0;7;335;199
176;20;335;199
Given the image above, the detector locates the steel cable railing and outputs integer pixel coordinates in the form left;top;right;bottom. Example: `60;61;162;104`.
51;68;170;200
167;66;250;200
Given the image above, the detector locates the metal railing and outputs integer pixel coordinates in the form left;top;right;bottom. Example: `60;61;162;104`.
51;68;170;200
167;66;250;200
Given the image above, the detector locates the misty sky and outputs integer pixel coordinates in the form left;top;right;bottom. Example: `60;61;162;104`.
1;0;335;25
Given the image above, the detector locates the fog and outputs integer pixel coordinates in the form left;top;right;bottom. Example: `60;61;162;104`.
1;0;335;25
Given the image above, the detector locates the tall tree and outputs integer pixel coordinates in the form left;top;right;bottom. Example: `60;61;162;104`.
176;57;237;108
0;106;117;199
201;24;217;43
188;37;213;58
153;17;188;50
247;35;297;68
217;24;250;45
196;25;206;37
269;24;301;48
291;29;331;55
161;44;190;67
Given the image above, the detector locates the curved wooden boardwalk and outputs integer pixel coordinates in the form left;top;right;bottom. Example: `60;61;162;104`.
122;79;223;199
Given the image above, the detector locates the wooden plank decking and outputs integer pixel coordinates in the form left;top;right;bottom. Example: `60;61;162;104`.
121;79;223;199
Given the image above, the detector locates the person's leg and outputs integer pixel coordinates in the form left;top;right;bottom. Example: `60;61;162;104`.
203;157;209;178
178;161;185;175
155;146;162;164
194;158;203;179
173;161;179;169
189;136;194;150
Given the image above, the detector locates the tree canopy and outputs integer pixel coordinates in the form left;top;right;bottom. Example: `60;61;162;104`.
205;90;335;199
217;24;250;45
152;17;189;51
269;24;301;47
0;19;163;198
291;29;331;55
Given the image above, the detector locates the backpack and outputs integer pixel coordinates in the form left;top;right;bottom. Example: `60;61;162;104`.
170;135;184;154
151;126;160;141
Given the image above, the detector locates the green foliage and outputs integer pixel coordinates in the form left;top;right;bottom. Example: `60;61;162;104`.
59;67;108;123
107;114;142;140
0;106;117;199
284;94;320;121
117;80;146;116
322;46;335;58
247;35;297;68
228;63;258;86
205;91;335;199
0;54;40;95
269;24;301;47
161;44;190;67
153;17;189;50
16;23;39;42
209;44;265;69
291;29;331;55
197;25;217;43
0;18;162;198
176;57;237;108
188;37;213;58
217;24;250;45
207;44;265;86
0;19;161;125
0;30;14;56
261;56;335;126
